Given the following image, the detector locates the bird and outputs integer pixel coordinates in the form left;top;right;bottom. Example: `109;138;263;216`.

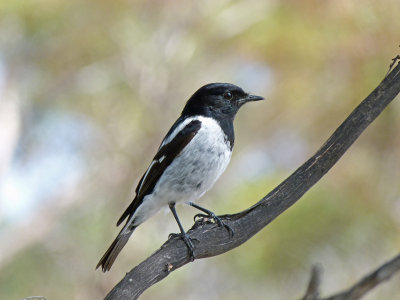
96;82;264;272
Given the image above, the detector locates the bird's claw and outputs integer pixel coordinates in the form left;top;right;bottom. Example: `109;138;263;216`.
168;232;198;261
194;213;234;237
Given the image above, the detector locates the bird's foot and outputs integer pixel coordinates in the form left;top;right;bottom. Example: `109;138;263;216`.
194;213;234;237
168;232;198;261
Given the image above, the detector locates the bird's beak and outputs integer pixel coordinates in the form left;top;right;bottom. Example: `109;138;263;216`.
246;94;264;102
239;94;264;105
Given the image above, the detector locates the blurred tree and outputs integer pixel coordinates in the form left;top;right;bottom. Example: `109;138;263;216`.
0;0;399;299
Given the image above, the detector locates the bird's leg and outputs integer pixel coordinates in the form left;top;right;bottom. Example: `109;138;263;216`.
189;202;234;237
168;202;196;261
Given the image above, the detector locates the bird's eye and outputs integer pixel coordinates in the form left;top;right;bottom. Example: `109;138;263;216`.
224;92;233;100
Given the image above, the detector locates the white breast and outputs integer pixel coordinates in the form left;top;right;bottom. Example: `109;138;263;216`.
132;116;232;225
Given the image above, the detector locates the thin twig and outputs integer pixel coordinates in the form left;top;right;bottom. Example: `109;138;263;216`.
385;46;400;77
321;253;400;300
301;265;322;300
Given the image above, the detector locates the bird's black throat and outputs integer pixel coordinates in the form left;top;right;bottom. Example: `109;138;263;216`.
216;117;234;150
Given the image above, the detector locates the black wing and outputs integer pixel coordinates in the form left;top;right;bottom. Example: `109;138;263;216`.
116;119;202;226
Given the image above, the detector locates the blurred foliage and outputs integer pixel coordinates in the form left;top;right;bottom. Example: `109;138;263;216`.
0;0;400;299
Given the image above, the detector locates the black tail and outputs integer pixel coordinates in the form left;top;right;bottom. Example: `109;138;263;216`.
117;201;136;226
96;222;136;272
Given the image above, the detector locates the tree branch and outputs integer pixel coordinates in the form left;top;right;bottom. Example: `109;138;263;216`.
105;62;400;300
301;265;322;300
301;253;400;300
323;253;400;300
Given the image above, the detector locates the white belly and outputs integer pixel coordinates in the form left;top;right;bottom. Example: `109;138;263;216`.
132;116;232;225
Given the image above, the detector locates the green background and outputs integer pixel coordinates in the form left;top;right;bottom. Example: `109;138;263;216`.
0;1;399;299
